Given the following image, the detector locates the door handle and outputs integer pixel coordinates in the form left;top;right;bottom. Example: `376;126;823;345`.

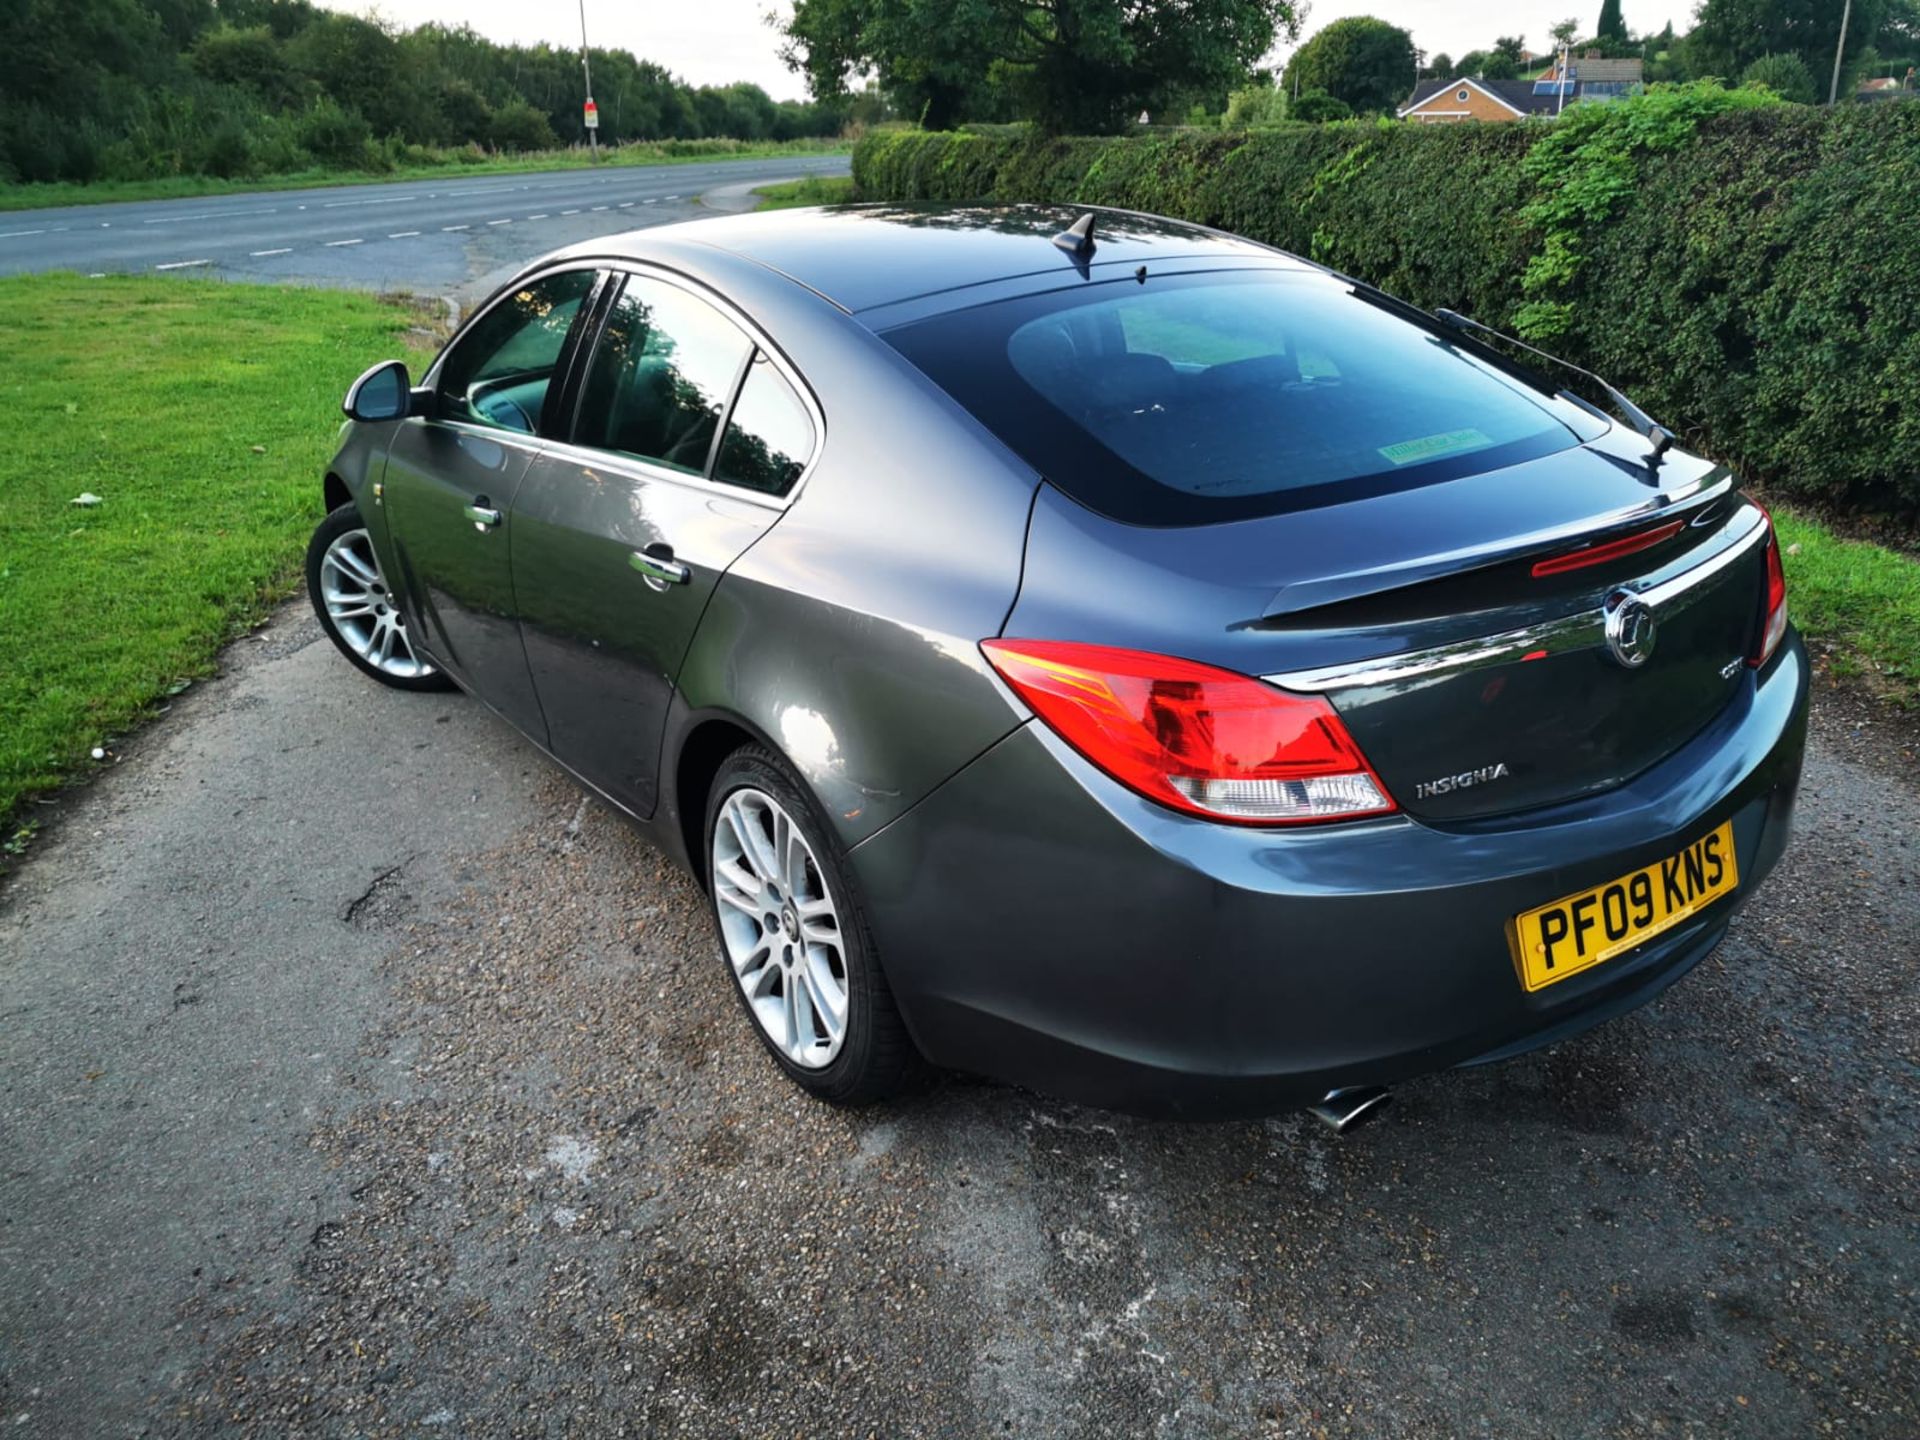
629;548;690;587
463;502;502;530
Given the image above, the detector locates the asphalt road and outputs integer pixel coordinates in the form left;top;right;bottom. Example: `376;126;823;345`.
0;154;850;293
1;603;1915;1438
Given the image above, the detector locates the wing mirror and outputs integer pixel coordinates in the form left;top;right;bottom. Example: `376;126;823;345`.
343;359;418;422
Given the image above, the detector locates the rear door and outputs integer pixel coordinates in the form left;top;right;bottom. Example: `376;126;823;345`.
510;269;819;816
384;266;602;740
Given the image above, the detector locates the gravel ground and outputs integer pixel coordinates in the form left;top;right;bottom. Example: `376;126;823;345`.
1;605;1915;1439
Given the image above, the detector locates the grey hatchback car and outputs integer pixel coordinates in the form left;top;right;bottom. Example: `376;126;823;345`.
308;205;1806;1127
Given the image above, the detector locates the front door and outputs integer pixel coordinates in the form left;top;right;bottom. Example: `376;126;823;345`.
511;273;818;816
383;267;600;741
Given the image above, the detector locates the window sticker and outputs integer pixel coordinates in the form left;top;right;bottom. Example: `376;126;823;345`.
1378;428;1493;466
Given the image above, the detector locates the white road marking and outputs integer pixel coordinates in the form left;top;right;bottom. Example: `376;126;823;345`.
142;207;278;225
617;201;634;208
441;224;469;232
0;228;46;238
591;205;609;212
154;259;210;270
321;195;420;208
527;214;549;220
250;248;292;257
561;209;580;215
388;230;420;238
663;195;680;200
486;218;512;226
325;238;363;247
642;199;657;205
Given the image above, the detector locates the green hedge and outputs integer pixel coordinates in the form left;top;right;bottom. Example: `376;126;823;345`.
853;101;1920;518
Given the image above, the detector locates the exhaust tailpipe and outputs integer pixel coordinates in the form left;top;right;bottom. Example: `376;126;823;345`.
1307;1086;1392;1135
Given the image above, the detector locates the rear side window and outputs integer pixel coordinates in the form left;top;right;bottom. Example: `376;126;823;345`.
574;276;752;474
714;353;815;497
884;269;1604;525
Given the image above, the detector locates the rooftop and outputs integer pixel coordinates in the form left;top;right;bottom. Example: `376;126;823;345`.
565;204;1274;315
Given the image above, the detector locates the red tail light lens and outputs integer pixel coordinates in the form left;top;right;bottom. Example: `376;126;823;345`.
1750;512;1789;668
981;639;1396;825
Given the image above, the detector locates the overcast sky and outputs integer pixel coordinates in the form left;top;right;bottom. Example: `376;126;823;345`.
325;0;1703;102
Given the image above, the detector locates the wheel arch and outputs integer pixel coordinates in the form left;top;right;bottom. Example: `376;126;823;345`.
323;471;351;515
671;714;766;890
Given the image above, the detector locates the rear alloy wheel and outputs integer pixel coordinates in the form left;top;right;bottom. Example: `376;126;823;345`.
704;746;915;1103
305;503;451;691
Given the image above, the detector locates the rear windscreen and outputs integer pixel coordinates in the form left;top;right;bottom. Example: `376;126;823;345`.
883;269;1606;526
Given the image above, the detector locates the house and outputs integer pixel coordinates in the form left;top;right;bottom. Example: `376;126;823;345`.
1398;54;1644;123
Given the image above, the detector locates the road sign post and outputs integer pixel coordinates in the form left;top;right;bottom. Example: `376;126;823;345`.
584;97;599;164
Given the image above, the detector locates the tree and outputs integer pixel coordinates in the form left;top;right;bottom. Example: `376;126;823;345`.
1494;35;1527;63
1427;50;1454;76
1456;49;1490;76
1280;15;1418;115
1549;18;1582;49
1741;50;1818;100
1481;54;1520;79
782;0;1297;133
1596;0;1628;43
1690;0;1888;76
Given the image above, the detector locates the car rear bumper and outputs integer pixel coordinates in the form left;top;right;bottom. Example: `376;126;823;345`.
849;633;1809;1119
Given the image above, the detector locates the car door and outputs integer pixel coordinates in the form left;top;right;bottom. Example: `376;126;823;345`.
510;269;820;816
382;266;603;741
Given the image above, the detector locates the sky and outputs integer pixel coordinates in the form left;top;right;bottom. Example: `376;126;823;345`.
322;0;1704;102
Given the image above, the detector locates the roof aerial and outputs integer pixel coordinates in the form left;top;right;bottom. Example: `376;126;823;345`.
1051;213;1098;257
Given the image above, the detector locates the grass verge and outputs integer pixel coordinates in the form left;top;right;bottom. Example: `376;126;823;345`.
1774;509;1920;704
754;175;859;210
0;275;437;841
0;140;850;213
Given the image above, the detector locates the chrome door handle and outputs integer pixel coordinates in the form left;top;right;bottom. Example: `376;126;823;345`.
629;549;690;586
463;503;502;529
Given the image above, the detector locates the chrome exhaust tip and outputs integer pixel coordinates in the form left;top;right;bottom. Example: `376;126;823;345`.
1307;1086;1392;1135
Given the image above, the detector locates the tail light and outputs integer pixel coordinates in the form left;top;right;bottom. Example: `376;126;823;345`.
1749;511;1789;668
980;639;1396;825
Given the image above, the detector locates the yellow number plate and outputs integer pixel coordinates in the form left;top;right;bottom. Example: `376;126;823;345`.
1509;820;1738;992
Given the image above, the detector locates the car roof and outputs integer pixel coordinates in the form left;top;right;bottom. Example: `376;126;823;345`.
551;203;1297;318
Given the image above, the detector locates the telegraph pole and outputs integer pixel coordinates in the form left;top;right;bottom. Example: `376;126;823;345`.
1829;0;1853;105
578;0;599;163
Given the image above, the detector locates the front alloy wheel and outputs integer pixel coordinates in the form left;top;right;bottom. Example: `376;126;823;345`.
305;502;451;691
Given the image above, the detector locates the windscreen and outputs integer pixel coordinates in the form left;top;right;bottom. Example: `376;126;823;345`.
883;269;1605;525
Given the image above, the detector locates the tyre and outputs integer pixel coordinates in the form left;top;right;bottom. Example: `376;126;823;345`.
703;744;917;1104
305;503;451;691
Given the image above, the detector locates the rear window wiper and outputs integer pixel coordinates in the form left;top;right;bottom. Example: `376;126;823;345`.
1430;308;1676;468
1338;275;1675;469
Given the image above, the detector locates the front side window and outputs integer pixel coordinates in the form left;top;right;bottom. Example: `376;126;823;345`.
436;269;596;434
714;353;815;496
574;276;752;474
884;269;1606;525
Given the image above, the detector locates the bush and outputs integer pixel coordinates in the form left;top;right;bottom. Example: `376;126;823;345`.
853;98;1920;517
488;100;558;153
1290;91;1353;124
1741;53;1818;104
295;97;372;168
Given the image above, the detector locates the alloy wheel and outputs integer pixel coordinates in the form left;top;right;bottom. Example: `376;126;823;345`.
319;528;434;681
710;787;850;1069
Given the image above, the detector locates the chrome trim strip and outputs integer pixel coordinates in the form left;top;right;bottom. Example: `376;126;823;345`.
1266;512;1768;694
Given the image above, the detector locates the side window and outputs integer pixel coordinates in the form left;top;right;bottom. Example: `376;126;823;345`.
574;276;752;475
715;353;816;497
436;269;596;434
